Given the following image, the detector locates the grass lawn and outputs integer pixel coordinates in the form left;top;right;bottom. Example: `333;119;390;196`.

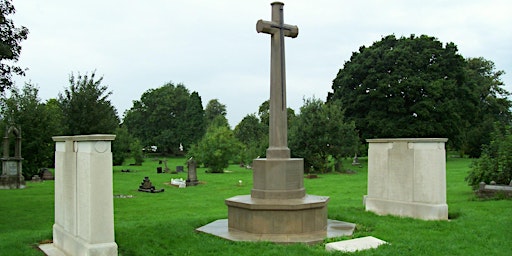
0;157;511;255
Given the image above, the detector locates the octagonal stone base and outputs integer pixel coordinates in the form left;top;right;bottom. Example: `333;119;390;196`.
197;194;355;244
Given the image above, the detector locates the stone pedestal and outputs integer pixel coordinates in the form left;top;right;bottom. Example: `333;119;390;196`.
365;138;448;220
40;135;118;256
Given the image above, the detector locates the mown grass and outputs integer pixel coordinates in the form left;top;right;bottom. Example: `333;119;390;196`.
0;157;510;255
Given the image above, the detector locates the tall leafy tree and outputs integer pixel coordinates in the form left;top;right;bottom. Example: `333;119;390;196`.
123;82;204;153
234;114;267;164
204;99;227;127
328;35;467;148
290;97;358;172
0;0;29;93
58;71;119;135
0;83;58;178
458;57;511;157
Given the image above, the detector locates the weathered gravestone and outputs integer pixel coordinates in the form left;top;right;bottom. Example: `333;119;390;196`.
39;168;54;180
186;157;199;186
1;126;25;189
197;2;354;244
39;135;118;256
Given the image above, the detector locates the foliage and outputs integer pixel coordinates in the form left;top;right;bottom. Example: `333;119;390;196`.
123;82;205;154
0;0;29;93
204;98;227;127
130;139;144;165
457;57;511;157
0;83;59;178
328;34;468;147
112;126;132;166
58;71;119;135
234;114;267;165
466;124;512;188
290;97;359;172
188;125;242;173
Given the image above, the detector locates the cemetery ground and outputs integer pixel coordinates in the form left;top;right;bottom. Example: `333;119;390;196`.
1;157;511;256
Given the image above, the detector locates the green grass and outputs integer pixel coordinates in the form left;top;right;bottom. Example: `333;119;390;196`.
0;157;511;255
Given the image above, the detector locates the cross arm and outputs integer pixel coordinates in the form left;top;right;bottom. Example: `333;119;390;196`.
256;19;299;38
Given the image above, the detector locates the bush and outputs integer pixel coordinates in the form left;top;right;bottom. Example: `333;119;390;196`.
466;124;512;188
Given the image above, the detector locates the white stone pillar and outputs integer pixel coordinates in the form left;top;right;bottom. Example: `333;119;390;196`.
365;138;448;220
42;134;118;256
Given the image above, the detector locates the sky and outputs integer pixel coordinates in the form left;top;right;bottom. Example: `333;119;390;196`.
11;0;512;128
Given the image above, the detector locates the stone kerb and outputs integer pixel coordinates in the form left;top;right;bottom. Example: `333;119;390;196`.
41;134;118;256
365;138;448;220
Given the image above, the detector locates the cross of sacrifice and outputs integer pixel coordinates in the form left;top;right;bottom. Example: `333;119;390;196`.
256;2;298;159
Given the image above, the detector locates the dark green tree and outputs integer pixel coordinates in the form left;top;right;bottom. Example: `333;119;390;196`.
123;82;204;154
290;97;359;173
458;57;511;157
0;0;29;93
204;99;227;127
112;126;132;165
58;71;119;135
234;114;267;165
328;35;467;148
188;125;241;173
0;83;58;178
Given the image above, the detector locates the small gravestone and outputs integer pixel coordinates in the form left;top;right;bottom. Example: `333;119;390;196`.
176;166;184;173
31;175;41;182
352;154;361;166
39;168;54;180
138;176;164;193
186;157;199;186
156;167;163;173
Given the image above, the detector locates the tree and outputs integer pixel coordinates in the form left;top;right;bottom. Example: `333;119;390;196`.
234;114;267;165
123;82;205;154
112;126;132;165
204;99;227;127
327;35;468;148
0;83;58;178
290;97;359;173
188;125;241;173
58;71;119;135
0;0;29;93
457;57;511;157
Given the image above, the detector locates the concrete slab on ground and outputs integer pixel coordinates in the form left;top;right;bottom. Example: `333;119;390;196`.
325;236;387;252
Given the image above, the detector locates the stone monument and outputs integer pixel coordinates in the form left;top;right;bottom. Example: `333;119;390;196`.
39;135;118;256
186;157;199;186
365;138;448;220
1;126;25;189
197;2;354;244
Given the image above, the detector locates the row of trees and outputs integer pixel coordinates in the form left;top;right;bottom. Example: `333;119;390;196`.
1;0;510;182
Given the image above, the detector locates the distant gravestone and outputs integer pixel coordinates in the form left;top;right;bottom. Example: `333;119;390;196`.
176;166;184;173
156;167;163;173
186;157;198;186
1;125;25;189
39;168;54;180
138;176;164;193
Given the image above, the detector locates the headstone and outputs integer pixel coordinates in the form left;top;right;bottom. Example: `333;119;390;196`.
39;168;54;180
176;166;184;173
156;167;163;173
31;175;41;182
352;154;360;166
39;135;118;256
325;236;387;252
186;157;199;186
138;176;164;193
365;138;448;220
1;125;25;189
198;2;353;244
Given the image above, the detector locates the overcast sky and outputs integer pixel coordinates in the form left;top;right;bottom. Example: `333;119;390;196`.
12;0;512;127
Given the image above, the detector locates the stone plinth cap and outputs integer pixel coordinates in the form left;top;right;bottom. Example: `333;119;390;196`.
52;134;116;142
366;138;448;143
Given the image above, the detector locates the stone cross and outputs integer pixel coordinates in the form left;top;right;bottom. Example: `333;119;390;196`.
257;1;298;159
